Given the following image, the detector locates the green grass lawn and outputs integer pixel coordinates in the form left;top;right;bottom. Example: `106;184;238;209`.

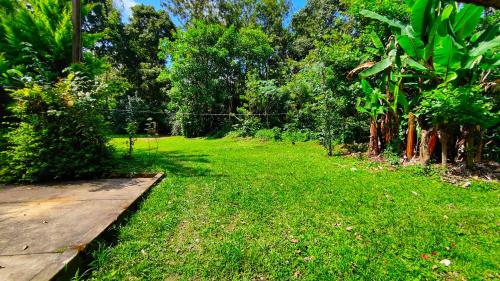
88;136;499;280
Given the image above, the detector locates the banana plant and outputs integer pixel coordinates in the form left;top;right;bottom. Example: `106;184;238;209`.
359;0;499;165
361;0;499;84
356;80;387;156
351;32;412;149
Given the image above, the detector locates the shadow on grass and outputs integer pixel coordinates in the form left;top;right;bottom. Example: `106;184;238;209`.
112;149;217;178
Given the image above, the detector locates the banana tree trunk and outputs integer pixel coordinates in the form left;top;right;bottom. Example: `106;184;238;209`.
439;125;449;167
419;128;437;165
474;125;483;163
384;69;393;145
406;112;415;160
428;130;438;157
465;125;475;169
369;119;380;157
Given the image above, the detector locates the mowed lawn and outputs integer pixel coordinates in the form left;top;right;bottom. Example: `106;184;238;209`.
89;137;499;280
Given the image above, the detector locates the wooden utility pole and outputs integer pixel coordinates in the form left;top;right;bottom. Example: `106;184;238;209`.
72;0;82;63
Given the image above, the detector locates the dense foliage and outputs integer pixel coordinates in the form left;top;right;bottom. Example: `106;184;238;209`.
0;0;112;182
0;0;498;182
159;22;273;136
355;0;499;166
0;73;112;182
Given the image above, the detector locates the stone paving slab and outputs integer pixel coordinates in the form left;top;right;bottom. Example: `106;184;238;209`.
0;174;163;281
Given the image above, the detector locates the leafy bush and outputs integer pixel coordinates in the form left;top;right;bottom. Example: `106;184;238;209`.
0;73;112;183
381;148;401;166
160;22;274;137
233;115;262;137
255;128;282;141
224;130;243;139
419;85;498;129
281;129;313;143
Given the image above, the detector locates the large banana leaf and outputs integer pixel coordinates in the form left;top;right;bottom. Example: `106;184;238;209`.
392;78;409;113
402;55;428;72
423;15;444;60
411;0;434;39
404;0;416;6
472;24;500;45
360;57;392;78
370;32;385;54
440;4;455;22
433;35;463;81
469;35;500;57
360;10;405;31
452;4;484;42
397;35;425;60
358;80;386;118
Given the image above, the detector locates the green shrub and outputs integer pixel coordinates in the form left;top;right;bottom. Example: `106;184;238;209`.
281;129;313;143
255;128;282;141
381;148;401;166
0;73;112;183
224;130;243;139
233;115;262;137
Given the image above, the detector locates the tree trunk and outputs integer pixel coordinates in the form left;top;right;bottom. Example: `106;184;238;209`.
439;126;449;167
406;112;415;160
369;119;380;157
474;125;483;163
128;135;134;158
384;69;392;145
72;0;82;63
420;128;436;165
428;130;438;157
465;126;475;169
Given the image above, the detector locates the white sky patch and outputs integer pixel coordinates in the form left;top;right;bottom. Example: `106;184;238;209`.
113;0;138;22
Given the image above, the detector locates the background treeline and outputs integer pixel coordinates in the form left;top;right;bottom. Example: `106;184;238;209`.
0;0;498;182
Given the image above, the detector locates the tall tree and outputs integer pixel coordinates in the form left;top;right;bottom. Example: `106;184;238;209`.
290;0;348;59
162;0;258;27
72;0;82;63
159;22;273;136
107;5;176;132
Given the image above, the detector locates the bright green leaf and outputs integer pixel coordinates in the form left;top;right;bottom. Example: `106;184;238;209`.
397;35;425;60
452;4;484;42
360;57;392;78
360;10;405;31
